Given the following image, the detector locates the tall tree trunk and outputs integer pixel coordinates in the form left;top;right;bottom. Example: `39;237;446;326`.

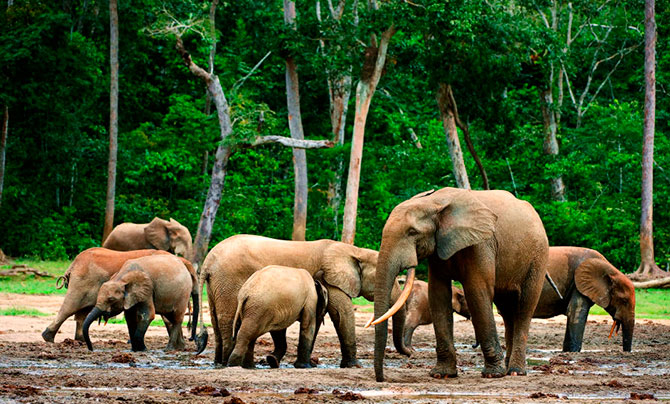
284;0;308;241
341;26;396;244
327;74;352;239
102;0;119;243
176;38;235;268
436;83;470;189
630;0;666;281
539;84;566;202
0;105;8;209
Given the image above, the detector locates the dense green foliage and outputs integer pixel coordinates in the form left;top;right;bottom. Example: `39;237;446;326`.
0;0;668;274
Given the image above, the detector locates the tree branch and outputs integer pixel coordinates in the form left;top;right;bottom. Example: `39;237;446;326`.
631;277;670;289
249;136;334;149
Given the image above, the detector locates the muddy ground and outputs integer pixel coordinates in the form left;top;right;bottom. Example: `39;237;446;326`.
0;293;668;403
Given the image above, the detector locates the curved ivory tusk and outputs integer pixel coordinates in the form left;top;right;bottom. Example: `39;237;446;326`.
608;321;616;339
365;268;416;328
364;314;375;328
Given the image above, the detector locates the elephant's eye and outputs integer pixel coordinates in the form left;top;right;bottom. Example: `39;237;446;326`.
407;228;419;236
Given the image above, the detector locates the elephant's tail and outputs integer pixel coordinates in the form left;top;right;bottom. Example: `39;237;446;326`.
55;265;73;289
232;296;246;342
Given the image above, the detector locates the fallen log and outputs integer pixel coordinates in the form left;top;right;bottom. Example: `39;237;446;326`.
0;265;54;278
631;277;670;289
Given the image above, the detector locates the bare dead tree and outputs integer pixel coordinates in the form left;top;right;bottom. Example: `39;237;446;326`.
436;83;470;189
102;0;119;243
284;0;308;241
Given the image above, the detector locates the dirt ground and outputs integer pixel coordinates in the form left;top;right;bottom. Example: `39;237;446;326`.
0;293;668;403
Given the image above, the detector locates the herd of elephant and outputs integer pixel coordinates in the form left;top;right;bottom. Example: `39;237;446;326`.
41;187;636;382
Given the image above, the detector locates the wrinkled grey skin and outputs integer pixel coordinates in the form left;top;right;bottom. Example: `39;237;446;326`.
228;265;329;369
103;217;193;260
534;247;635;352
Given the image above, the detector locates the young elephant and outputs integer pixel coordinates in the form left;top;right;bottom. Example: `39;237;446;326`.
103;217;193;259
42;248;172;343
228;265;328;369
82;254;199;352
403;280;471;350
534;247;635;352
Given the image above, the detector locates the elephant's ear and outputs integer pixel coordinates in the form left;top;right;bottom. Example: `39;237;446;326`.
436;191;497;261
575;258;612;308
322;243;362;299
144;217;170;250
122;271;153;310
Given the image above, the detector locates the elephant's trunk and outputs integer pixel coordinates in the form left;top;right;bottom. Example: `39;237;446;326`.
390;281;412;356
190;290;199;342
373;246;416;382
622;318;634;352
82;307;103;351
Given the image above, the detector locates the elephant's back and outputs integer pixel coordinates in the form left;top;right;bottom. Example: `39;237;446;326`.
103;223;151;250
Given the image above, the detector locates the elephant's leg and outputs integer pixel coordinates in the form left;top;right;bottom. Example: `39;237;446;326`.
207;288;224;364
497;307;514;369
563;293;592;352
166;312;186;351
267;329;287;368
228;320;259;369
325;287;359;368
295;312;317;369
125;307;139;345
505;272;544;376
208;282;237;366
131;303;155;352
74;307;93;342
461;270;505;378
428;266;458;378
403;324;417;351
43;292;90;342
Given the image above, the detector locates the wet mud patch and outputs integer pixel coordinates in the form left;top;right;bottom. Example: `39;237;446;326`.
2;298;670;403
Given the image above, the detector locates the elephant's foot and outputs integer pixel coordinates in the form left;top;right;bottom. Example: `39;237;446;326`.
242;361;256;369
294;361;313;369
266;355;280;369
75;334;86;343
481;363;506;378
131;342;147;352
42;329;56;343
339;358;362;368
429;362;458;379
506;367;526;376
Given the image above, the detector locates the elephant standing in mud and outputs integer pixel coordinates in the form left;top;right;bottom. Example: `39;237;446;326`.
103;217;193;259
534;247;635;352
83;254;200;352
42;248;172;343
229;265;329;369
199;234;411;368
403;280;470;351
370;188;549;381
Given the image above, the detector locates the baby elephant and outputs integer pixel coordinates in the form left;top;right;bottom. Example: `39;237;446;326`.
82;254;199;352
403;280;471;350
228;265;328;369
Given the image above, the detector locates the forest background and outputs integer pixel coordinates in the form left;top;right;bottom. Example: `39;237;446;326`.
0;0;668;276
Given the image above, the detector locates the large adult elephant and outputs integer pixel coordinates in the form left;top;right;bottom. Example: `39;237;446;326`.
370;188;549;381
42;248;172;343
535;247;635;352
200;234;411;368
103;217;193;259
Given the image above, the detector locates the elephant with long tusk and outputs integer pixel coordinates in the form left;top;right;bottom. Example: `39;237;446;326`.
370;188;549;382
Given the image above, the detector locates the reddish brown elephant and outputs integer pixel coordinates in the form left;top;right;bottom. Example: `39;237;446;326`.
103;217;193;260
42;248;171;343
370;188;549;381
534;247;635;352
